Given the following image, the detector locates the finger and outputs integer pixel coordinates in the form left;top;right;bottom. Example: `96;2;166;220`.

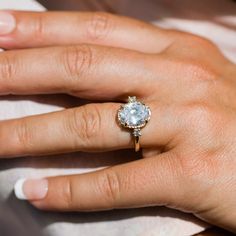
0;44;156;99
14;153;190;212
0;11;174;53
0;103;178;158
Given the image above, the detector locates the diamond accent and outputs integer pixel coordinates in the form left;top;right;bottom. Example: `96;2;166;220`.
118;98;151;129
133;128;141;137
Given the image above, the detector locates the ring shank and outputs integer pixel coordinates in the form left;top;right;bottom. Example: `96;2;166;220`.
134;136;140;152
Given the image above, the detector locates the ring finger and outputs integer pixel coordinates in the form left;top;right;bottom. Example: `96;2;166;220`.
0;102;178;158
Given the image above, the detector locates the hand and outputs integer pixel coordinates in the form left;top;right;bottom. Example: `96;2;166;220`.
0;11;235;232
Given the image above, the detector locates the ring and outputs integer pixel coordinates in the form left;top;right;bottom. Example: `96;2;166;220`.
117;96;151;152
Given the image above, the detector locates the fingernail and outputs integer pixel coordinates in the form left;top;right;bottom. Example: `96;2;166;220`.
14;178;48;200
0;12;16;35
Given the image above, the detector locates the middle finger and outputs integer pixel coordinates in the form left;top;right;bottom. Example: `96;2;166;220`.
0;44;157;100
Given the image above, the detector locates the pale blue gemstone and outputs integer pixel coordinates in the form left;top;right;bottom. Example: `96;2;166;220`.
119;102;150;127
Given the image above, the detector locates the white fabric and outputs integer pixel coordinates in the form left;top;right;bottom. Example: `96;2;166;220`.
0;0;44;11
0;0;235;236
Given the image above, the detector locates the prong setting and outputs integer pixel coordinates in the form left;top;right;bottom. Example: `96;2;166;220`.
117;97;151;130
117;96;151;152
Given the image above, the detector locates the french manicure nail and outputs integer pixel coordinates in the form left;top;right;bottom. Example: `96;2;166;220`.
0;11;16;35
14;178;48;200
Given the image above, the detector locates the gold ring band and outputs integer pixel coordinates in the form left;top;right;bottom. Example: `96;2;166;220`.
134;136;140;152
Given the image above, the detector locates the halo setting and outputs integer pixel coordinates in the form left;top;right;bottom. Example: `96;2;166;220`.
117;96;151;152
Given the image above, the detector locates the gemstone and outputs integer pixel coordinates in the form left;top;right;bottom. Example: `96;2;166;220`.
118;101;151;128
133;128;141;137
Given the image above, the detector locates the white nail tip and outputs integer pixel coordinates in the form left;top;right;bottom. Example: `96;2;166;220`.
14;178;27;200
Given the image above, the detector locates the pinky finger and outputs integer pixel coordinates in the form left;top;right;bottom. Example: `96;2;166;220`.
14;153;185;212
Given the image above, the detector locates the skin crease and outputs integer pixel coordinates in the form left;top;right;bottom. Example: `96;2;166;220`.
0;11;236;232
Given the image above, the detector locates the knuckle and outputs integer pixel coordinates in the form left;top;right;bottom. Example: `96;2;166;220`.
15;119;34;153
180;103;223;148
168;152;221;211
86;12;114;41
97;169;121;207
176;33;217;51
32;14;45;42
188;34;216;49
66;105;102;146
62;45;93;83
79;105;102;142
61;178;74;209
183;103;216;130
176;151;219;186
181;59;217;82
167;58;220;101
0;54;16;84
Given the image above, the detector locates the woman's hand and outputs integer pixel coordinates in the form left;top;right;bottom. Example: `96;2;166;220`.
0;11;235;232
